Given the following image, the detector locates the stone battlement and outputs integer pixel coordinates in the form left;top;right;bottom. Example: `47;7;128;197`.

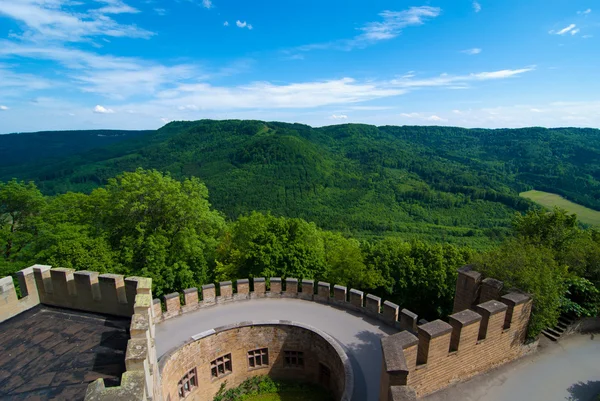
153;277;420;332
0;266;161;401
380;270;534;400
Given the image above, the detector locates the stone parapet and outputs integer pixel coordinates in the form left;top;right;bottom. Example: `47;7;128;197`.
380;267;534;399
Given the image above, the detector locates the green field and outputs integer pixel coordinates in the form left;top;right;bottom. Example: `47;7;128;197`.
520;190;600;226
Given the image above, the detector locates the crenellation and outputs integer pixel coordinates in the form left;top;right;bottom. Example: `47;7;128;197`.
399;309;418;333
73;271;101;309
202;283;216;305
235;279;250;301
152;298;163;320
383;301;400;324
253;277;266;298
366;294;381;314
33;265;53;301
300;279;314;300
500;292;529;329
448;309;482;352
269;277;282;294
316;281;330;302
474;300;508;341
182;288;199;313
452;265;482;313
479;278;503;304
349;289;364;308
285;278;299;297
416;320;453;365
98;273;129;316
163;292;181;319
334;285;347;302
219;281;233;301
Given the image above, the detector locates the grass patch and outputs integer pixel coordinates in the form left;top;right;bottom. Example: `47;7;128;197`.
213;376;333;401
520;190;600;226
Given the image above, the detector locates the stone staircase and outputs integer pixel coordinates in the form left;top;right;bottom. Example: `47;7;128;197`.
541;314;577;341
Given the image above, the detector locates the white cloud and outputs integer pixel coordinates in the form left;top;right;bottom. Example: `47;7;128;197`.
578;8;592;14
202;0;212;9
93;105;114;113
552;24;577;35
427;115;446;122
571;28;580;35
236;20;252;30
473;1;481;13
390;67;535;89
330;114;348;120
0;0;153;42
292;6;441;53
224;21;229;26
358;7;441;42
461;48;482;55
154;8;167;16
583;34;593;39
0;105;8;111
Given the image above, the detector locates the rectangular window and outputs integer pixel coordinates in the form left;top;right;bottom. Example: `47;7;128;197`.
248;348;269;369
210;354;232;379
283;350;304;368
177;368;197;399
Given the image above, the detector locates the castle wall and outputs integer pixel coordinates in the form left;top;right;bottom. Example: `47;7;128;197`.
381;270;535;400
0;266;42;323
159;321;353;401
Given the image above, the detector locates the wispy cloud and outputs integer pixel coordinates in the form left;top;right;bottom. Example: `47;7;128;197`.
236;20;253;30
0;0;153;42
154;8;167;16
571;28;580;35
461;48;482;55
0;105;8;111
473;1;482;13
93;105;114;114
202;0;212;9
390;67;535;89
330;114;348;120
358;7;441;41
578;8;592;15
551;24;577;35
224;21;229;27
291;6;441;53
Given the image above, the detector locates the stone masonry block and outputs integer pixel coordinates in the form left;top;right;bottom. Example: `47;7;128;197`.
316;282;330;301
366;294;381;314
475;300;508;340
349;289;363;308
383;300;400;322
98;273;129;316
163;292;181;318
270;278;282;293
253;278;266;297
202;284;216;304
389;386;417;401
300;279;314;300
480;278;504;304
334;285;347;302
33;265;53;299
15;267;37;300
286;278;298;294
399;309;418;332
417;320;452;365
220;281;233;298
182;288;198;312
152;298;162;320
381;331;419;375
501;292;530;329
50;268;77;303
237;279;250;294
453;265;482;313
448;309;482;351
73;270;101;310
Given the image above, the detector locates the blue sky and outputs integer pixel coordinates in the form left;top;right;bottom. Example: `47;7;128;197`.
0;0;598;133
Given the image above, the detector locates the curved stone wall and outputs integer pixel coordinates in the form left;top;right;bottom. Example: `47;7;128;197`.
158;321;353;401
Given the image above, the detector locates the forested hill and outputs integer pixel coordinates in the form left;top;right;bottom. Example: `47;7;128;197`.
2;120;600;246
0;129;153;167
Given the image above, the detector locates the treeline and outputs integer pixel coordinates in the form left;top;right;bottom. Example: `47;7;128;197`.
1;170;599;337
7;120;600;248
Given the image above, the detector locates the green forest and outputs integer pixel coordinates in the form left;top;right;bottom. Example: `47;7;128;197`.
5;120;600;248
1;120;600;337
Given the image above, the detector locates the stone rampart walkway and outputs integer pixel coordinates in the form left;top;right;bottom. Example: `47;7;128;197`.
155;298;397;401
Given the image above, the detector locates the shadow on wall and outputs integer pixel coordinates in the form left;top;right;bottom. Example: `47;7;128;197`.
345;330;386;401
566;380;600;401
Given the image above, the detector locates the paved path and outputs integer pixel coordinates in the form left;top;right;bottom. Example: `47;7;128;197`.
155;298;397;401
423;334;600;401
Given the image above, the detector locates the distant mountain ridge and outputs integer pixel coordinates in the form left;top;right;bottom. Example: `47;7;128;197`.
2;120;600;246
